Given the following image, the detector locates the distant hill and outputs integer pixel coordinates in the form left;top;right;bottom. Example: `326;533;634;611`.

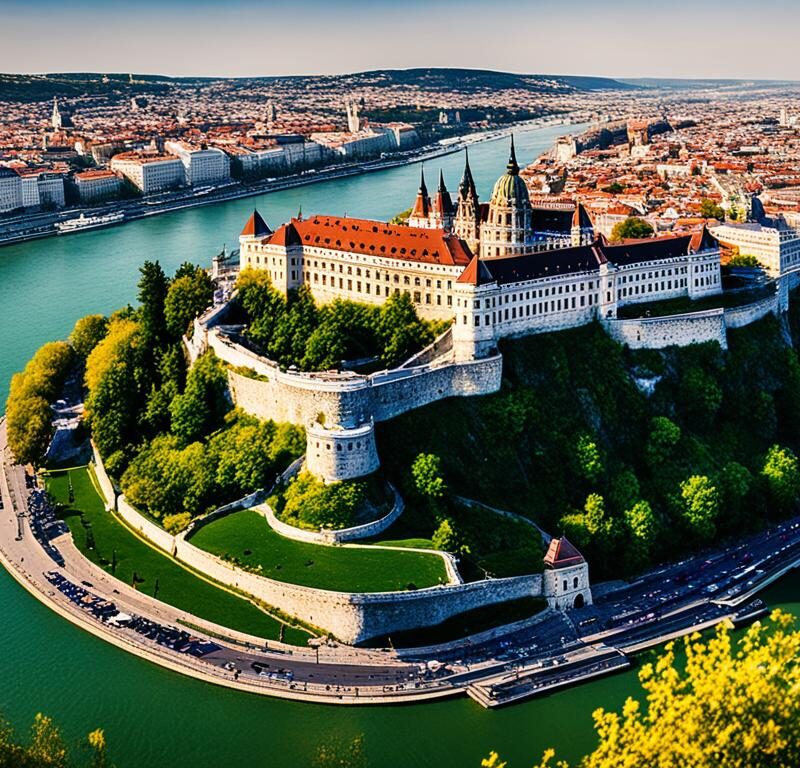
0;67;636;103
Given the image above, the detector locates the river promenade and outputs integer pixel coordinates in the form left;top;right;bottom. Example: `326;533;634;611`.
2;416;799;707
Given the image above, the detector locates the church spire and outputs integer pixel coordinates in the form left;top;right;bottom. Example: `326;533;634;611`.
418;165;428;197
459;148;477;199
507;134;519;175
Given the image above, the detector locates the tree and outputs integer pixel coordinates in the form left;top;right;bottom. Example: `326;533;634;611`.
279;472;366;530
432;517;471;555
521;611;800;768
169;352;230;442
699;198;725;220
84;318;141;459
164;267;214;340
576;434;603;483
137;260;169;349
69;314;108;359
0;711;108;768
762;444;800;513
646;416;681;467
6;341;75;465
680;366;722;430
376;291;434;366
679;475;719;540
610;217;654;242
411;453;447;499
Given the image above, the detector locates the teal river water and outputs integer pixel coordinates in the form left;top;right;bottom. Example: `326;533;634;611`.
1;123;798;767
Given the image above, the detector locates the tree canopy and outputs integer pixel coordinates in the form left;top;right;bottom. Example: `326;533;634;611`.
235;268;443;370
487;610;800;768
610;217;654;241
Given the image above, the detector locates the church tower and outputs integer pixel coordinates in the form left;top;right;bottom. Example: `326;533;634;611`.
431;170;454;232
480;136;533;259
570;201;594;247
51;97;62;130
453;149;481;251
407;167;433;228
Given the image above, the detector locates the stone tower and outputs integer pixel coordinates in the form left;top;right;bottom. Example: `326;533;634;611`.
542;537;592;610
407;167;433;229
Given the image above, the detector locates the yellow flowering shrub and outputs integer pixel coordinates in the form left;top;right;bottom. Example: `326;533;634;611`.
493;611;800;768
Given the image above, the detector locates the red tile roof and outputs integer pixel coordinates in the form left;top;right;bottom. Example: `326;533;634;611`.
264;215;473;266
543;537;585;569
241;209;272;237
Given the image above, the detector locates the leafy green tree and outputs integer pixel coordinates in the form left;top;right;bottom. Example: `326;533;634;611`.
719;461;752;528
761;444;800;513
576;434;603;483
610;217;654;241
164;267;214;340
679;475;719;540
6;341;75;465
699;198;725;220
431;517;471;555
411;453;447;499
680;366;722;430
279;472;366;530
169;352;230;442
624;500;658;566
505;611;800;768
608;469;640;514
137;260;169;349
236;268;287;351
69;314;108;359
646;416;681;467
84;318;141;459
376;291;434;365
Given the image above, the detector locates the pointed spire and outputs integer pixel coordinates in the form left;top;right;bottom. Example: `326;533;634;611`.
458;148;477;200
419;165;428;196
433;169;454;220
297;205;303;221
507;135;519;175
410;165;432;220
438;168;447;194
240;208;272;237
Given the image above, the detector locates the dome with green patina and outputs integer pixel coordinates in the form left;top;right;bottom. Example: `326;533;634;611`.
490;136;530;206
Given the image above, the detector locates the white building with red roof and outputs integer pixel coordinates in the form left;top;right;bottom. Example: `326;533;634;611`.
542;537;592;610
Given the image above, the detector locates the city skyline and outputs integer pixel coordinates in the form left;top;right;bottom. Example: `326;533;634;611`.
2;0;800;81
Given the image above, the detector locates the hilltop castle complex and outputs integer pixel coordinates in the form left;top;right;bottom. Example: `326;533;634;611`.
238;139;723;362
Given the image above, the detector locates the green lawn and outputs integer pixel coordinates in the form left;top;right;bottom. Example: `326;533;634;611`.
46;467;311;645
190;509;448;592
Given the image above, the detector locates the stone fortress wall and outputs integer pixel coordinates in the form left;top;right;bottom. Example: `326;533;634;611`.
602;282;784;351
90;445;543;644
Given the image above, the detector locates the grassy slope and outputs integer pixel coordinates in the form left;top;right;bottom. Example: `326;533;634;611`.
47;468;310;644
190;509;447;592
377;314;800;579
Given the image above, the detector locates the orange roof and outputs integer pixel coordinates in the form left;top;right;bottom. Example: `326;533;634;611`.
241;209;271;237
543;537;585;569
264;215;473;266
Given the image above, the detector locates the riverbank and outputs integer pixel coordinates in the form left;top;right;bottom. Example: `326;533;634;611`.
3;413;800;709
0;112;590;249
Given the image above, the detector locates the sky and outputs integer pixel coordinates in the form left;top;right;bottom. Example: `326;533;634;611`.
1;0;799;81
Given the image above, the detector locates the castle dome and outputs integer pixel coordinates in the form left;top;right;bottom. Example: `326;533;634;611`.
490;136;530;207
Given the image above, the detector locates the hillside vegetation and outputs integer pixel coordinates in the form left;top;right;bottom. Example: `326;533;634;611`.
379;305;800;579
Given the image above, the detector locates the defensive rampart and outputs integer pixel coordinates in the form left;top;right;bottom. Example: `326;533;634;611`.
89;447;542;644
603;309;728;350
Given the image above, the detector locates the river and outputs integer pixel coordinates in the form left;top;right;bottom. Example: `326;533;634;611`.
1;122;797;768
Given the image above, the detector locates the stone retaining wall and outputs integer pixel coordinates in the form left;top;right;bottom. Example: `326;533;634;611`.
262;485;405;545
217;330;502;430
724;291;780;329
90;444;542;644
603;309;728;350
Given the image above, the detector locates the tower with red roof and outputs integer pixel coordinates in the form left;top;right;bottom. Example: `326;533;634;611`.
542;537;592;610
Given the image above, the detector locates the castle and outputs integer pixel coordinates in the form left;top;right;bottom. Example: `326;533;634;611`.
238;138;723;362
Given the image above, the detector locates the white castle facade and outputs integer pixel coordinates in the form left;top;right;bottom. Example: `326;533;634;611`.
238;139;723;363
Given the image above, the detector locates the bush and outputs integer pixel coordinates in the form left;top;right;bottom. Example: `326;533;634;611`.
277;472;367;530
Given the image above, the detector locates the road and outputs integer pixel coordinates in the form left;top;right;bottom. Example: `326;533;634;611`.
2;417;798;706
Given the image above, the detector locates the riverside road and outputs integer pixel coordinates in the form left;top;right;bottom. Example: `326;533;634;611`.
2;418;798;706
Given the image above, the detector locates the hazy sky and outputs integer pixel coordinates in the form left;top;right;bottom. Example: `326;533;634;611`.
1;0;798;81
